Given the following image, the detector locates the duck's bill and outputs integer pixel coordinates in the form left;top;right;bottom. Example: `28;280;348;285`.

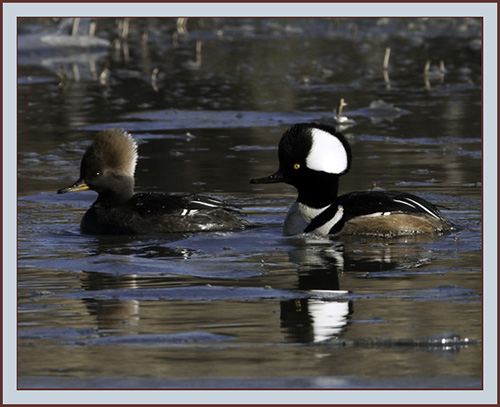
250;171;285;184
57;179;90;194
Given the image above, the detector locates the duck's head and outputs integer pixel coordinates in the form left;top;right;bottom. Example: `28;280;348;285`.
251;123;351;207
58;128;138;203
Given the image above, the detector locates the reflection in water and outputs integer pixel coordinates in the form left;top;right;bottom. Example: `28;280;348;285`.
281;238;349;342
81;272;140;332
75;233;438;343
281;297;351;343
280;235;440;343
85;299;140;332
84;233;197;259
16;17;482;388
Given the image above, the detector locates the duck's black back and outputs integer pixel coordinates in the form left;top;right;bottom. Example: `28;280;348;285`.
338;191;446;221
81;192;250;234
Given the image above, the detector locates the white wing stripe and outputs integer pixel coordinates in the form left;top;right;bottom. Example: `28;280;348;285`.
405;198;440;219
192;200;220;208
393;199;416;209
181;209;199;216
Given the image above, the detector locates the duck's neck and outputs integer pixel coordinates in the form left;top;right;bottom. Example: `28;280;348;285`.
95;176;134;206
296;176;340;209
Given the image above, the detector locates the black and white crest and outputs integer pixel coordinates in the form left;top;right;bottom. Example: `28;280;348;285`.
279;123;351;176
306;126;351;174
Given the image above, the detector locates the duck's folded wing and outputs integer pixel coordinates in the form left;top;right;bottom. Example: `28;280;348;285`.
185;194;238;211
131;193;238;217
337;191;446;221
128;192;249;232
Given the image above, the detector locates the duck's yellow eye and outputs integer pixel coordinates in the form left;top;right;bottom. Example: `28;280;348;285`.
293;163;300;170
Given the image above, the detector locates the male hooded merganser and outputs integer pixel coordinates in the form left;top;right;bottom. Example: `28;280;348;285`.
251;123;453;237
58;128;250;234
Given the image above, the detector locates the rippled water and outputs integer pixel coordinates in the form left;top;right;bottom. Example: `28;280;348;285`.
17;17;482;390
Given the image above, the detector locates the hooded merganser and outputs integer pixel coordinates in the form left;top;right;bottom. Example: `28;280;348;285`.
58;128;250;234
251;123;453;237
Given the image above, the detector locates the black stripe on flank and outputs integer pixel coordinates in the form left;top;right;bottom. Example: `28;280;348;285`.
304;204;345;234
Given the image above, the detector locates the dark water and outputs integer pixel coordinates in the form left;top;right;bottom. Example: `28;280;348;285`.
17;18;482;390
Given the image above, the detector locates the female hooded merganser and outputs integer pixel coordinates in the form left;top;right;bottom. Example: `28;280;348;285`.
58;128;250;234
251;123;453;237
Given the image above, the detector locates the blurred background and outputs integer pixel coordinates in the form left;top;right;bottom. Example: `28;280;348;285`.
18;17;481;196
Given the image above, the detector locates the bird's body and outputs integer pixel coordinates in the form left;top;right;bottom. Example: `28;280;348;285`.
251;123;452;237
58;129;249;234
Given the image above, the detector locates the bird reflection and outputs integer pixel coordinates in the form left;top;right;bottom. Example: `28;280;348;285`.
280;238;351;343
78;235;196;333
76;231;440;342
280;235;436;343
81;271;140;332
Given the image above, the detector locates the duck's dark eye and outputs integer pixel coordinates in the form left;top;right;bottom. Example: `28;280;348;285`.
94;172;101;177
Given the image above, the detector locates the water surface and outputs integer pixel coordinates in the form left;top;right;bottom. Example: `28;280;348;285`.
17;17;482;389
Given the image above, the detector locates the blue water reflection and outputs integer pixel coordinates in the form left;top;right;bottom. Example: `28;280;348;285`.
18;17;482;389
